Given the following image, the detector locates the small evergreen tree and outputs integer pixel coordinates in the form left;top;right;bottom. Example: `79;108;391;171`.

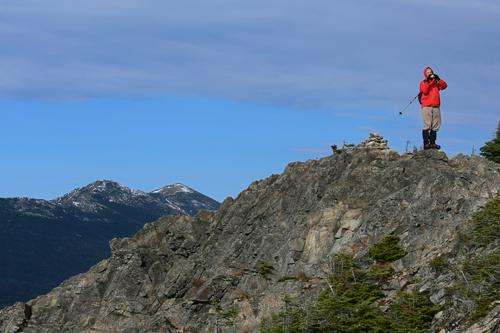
480;121;500;163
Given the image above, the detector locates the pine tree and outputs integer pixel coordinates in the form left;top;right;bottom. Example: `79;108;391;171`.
480;121;500;163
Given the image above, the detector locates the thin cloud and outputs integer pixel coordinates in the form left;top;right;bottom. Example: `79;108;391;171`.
0;0;498;128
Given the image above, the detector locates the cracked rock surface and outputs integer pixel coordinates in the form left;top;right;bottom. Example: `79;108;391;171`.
1;135;499;332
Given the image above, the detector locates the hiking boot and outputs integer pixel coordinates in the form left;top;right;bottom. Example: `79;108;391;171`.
422;129;430;149
428;143;441;149
429;130;441;150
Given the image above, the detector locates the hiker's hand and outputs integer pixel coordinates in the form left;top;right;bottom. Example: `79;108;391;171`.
433;74;440;81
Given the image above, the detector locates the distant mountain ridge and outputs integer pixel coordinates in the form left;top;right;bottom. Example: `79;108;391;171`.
0;180;220;308
54;180;215;214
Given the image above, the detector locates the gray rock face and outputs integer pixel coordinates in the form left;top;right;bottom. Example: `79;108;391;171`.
1;136;499;333
464;305;500;333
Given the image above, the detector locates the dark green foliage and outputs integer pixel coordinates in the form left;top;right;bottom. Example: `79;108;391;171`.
368;235;407;262
332;280;385;305
262;281;390;332
332;252;358;272
367;263;395;282
480;121;500;163
261;309;308;333
461;249;500;323
448;196;500;324
261;256;436;333
311;282;389;332
471;197;500;245
221;307;240;325
466;197;500;321
261;295;309;333
429;256;447;273
313;253;390;331
389;291;442;333
464;250;500;283
259;263;275;279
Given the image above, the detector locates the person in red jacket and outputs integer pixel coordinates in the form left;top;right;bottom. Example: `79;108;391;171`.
420;66;448;149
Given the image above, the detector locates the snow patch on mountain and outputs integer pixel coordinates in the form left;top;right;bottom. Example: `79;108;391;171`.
151;183;194;195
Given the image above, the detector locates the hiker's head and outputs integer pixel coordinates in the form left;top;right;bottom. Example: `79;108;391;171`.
424;67;434;78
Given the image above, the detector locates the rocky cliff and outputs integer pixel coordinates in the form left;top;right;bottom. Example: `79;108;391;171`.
1;134;499;333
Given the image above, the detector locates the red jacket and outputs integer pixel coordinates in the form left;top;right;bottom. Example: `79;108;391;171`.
420;67;448;107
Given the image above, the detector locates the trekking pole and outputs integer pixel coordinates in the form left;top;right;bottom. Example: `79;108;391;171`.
399;93;419;115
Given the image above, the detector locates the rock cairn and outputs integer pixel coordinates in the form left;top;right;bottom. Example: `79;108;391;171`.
359;133;389;150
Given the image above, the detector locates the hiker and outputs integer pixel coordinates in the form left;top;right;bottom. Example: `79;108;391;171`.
420;66;448;149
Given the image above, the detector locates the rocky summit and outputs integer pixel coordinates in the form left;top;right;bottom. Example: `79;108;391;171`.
1;134;499;333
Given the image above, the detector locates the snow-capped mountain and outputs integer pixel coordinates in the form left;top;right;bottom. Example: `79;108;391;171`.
0;181;220;308
53;180;218;215
150;183;221;215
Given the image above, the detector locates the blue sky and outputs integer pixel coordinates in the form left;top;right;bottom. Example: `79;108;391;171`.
1;0;499;201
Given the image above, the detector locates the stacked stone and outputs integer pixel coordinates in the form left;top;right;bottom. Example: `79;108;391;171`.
360;133;389;150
